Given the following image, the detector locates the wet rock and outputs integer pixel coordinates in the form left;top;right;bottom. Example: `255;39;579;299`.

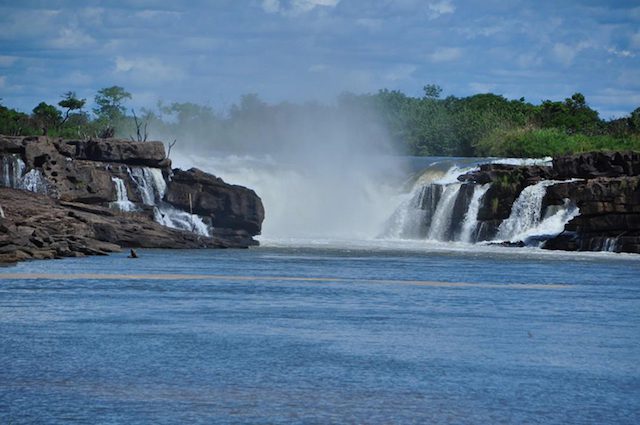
553;151;640;179
166;167;265;236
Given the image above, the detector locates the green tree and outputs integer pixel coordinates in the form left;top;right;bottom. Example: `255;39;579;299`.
94;86;131;120
58;91;86;126
423;84;443;99
32;102;62;135
93;86;131;137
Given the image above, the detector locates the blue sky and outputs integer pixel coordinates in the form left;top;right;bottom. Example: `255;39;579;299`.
1;0;639;118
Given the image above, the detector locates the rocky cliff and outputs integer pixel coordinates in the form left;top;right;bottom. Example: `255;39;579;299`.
458;152;640;253
0;135;264;263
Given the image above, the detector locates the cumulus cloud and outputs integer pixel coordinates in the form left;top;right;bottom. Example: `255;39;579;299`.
262;0;340;15
49;27;96;49
552;41;591;67
607;47;635;58
384;64;417;82
429;47;463;62
428;0;455;19
114;56;183;82
262;0;281;13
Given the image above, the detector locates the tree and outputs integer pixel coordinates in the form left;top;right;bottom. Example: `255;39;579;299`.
32;102;61;135
58;91;86;126
423;84;443;99
93;86;131;122
93;86;131;137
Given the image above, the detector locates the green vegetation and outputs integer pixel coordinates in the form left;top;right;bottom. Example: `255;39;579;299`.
1;85;639;158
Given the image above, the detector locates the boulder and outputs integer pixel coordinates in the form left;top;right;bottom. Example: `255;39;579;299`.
165;168;264;236
553;151;640;179
60;139;167;167
0;186;252;263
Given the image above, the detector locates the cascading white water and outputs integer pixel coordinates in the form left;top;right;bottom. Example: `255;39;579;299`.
459;184;490;243
129;167;166;205
19;169;47;194
603;237;618;252
154;204;211;236
497;180;579;243
426;183;462;241
128;166;211;237
110;177;137;212
1;155;26;188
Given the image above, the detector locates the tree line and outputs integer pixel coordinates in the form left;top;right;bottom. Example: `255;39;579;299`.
1;85;639;157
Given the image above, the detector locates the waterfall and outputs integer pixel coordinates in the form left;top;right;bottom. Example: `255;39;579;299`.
19;169;47;193
1;155;26;188
128;166;211;237
383;184;442;239
496;181;579;243
129;167;166;205
153;204;211;237
603;237;618;252
110;177;137;212
459;184;490;243
426;183;462;241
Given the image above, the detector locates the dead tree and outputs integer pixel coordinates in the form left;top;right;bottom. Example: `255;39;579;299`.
130;109;148;142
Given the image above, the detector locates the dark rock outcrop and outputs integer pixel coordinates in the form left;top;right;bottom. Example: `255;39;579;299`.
165;168;265;236
0;187;241;263
0;135;265;263
459;163;555;240
542;176;640;252
553;151;640;180
458;152;640;254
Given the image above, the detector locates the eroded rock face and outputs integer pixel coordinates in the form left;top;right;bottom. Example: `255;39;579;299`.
553;151;640;179
0;187;243;263
165;168;265;235
0;136;266;261
458;152;640;254
541;177;640;253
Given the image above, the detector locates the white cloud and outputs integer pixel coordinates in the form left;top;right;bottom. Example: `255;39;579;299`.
49;27;96;49
262;0;281;13
428;1;455;19
0;76;6;88
552;41;591;67
384;64;416;82
517;52;542;68
114;56;182;82
607;47;635;58
429;47;462;62
262;0;340;15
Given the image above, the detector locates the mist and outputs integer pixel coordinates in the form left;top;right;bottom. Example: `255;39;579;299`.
153;95;409;240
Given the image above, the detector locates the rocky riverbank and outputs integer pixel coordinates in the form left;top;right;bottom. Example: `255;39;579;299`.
458;151;640;253
0;135;264;263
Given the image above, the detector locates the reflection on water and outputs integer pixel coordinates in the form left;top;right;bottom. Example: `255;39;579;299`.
1;246;639;424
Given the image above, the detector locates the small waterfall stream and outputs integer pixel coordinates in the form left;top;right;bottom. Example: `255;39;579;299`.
459;184;490;243
383;160;580;248
128;166;211;237
1;154;47;194
110;177;137;212
427;183;463;241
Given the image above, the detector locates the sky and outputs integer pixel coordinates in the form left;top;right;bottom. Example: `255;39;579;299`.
0;0;639;118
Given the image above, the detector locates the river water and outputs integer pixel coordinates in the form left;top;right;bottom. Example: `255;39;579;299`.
1;242;639;424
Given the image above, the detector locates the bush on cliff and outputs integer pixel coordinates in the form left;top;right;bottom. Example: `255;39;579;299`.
475;127;640;157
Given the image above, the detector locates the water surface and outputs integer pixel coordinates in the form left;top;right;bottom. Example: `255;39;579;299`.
1;244;639;424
